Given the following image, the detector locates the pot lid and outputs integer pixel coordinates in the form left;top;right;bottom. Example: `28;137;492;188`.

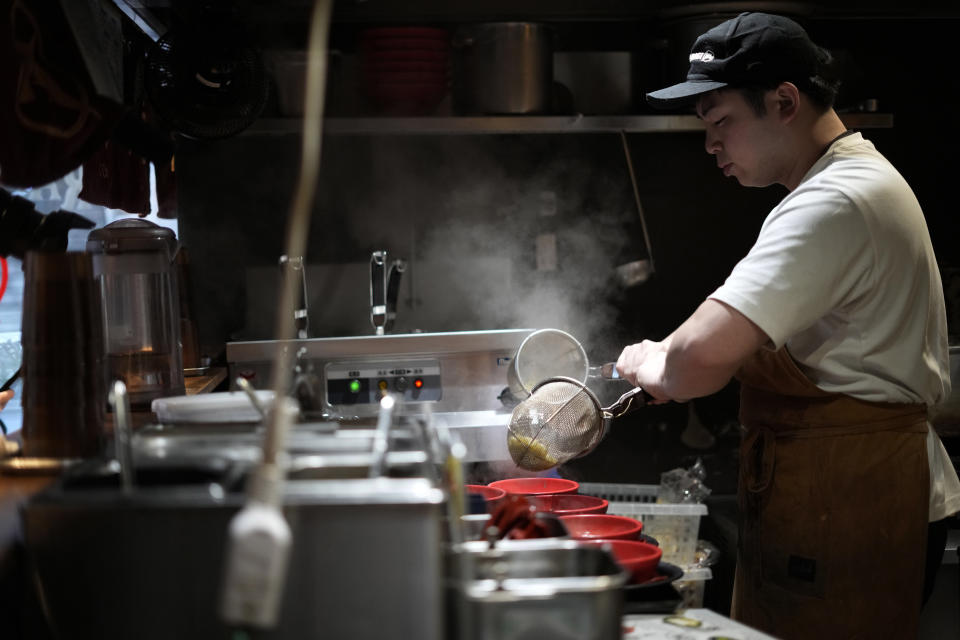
86;218;177;255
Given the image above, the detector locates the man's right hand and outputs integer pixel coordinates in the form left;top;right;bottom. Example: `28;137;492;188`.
0;389;14;411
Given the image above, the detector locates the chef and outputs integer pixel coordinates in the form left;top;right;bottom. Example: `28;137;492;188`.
616;12;960;639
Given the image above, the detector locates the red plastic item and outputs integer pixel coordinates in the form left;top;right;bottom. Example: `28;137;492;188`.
559;514;643;540
0;257;7;303
488;494;554;540
525;494;608;516
465;484;507;507
488;477;579;496
584;539;663;583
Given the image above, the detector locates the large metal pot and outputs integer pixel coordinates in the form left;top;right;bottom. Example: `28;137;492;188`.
452;22;553;115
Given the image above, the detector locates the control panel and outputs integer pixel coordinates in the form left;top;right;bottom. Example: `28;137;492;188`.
325;359;442;406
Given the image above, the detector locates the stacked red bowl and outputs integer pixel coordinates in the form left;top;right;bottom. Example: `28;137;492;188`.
525;494;608;516
559;514;643;540
582;539;663;583
359;27;450;115
465;484;507;510
487;477;579;496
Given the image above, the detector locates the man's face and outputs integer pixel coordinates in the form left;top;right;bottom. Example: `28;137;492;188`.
696;89;785;188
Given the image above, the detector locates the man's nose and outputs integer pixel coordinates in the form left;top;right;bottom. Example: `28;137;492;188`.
704;131;721;155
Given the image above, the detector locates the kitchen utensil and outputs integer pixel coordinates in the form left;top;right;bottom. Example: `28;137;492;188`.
279;254;309;339
487;476;579;496
582;538;663;584
447;540;626;640
87;219;185;409
504;328;618;404
507;376;648;471
559;514;643;540
369;250;406;335
235;377;269;420
452;22;553;115
108;380;134;494
616;130;655;287
526;493;609;516
20;251;106;459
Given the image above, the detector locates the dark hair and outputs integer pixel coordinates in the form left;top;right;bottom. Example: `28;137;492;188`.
736;44;842;116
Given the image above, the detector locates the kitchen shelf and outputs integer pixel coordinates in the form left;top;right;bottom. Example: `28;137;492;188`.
245;112;893;136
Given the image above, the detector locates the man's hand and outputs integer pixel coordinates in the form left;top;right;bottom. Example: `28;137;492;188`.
0;389;14;411
616;339;672;403
616;300;771;403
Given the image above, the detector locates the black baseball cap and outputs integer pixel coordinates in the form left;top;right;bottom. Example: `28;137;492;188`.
646;12;824;109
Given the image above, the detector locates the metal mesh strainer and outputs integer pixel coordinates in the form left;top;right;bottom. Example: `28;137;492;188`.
507;376;648;471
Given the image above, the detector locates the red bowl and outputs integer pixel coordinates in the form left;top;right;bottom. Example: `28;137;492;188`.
584;539;663;583
465;484;507;506
526;494;608;516
488;477;579;496
559;514;642;540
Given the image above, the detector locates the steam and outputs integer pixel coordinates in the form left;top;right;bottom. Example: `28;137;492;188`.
238;134;646;365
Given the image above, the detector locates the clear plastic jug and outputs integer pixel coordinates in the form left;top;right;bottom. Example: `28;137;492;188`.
87;219;185;409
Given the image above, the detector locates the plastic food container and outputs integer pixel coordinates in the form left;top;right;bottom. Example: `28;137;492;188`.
526;493;608;516
488;477;579;496
559;513;643;540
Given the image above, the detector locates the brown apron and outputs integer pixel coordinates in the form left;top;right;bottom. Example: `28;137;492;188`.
731;347;929;640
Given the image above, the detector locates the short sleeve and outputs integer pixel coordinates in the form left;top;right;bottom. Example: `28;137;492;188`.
709;187;874;349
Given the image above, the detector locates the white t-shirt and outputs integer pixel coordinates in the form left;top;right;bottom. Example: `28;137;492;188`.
710;132;960;521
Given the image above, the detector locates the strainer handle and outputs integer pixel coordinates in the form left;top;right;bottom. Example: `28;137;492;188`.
602;386;651;419
588;362;619;379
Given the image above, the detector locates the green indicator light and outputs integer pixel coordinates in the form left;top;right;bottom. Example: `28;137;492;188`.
349;379;361;393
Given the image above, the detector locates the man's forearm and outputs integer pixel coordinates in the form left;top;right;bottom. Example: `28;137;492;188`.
660;299;770;401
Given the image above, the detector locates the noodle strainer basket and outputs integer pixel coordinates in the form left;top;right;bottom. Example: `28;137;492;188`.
507;376;649;471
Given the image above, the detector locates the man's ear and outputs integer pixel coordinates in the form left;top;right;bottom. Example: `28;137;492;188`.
773;82;801;121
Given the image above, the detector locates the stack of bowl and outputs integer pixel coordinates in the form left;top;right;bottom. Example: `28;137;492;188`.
465;484;507;512
581;539;663;583
358;27;450;115
487;477;579;496
559;514;643;540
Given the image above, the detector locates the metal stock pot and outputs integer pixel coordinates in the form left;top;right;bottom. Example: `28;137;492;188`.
452;22;553;114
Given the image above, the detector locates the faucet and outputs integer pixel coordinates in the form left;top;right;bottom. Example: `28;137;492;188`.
370;250;406;335
279;255;309;339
